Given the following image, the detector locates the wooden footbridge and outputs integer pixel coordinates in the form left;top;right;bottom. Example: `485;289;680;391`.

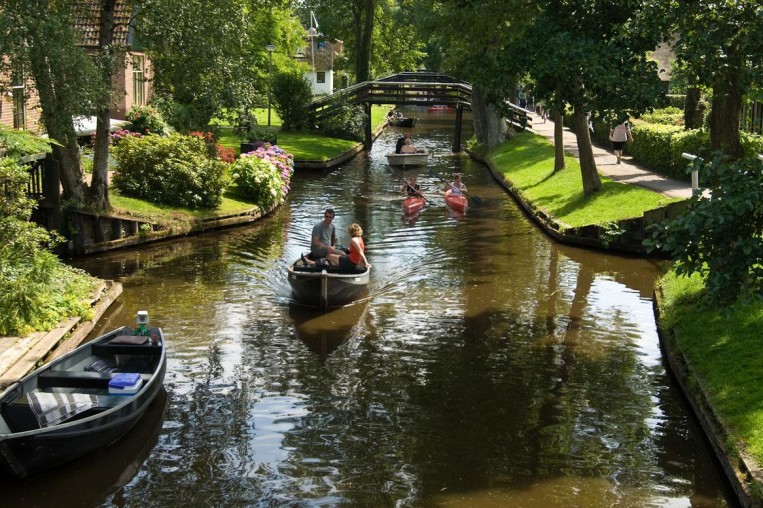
306;72;473;152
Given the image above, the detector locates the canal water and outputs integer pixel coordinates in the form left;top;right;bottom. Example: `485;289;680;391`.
1;109;735;506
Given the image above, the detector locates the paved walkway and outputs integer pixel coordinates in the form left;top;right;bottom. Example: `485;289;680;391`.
526;113;693;199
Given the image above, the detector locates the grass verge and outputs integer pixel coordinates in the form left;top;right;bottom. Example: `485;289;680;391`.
214;106;389;160
657;271;763;469
487;132;681;227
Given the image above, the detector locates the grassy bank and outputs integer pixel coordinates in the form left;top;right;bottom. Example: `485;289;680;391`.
487;132;680;227
215;106;389;160
657;272;763;468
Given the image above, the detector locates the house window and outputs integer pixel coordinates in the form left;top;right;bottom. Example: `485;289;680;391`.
12;84;25;130
316;72;326;84
132;55;145;106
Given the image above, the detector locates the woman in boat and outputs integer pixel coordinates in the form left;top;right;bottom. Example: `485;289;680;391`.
444;173;467;195
401;175;422;197
400;137;417;154
328;223;371;270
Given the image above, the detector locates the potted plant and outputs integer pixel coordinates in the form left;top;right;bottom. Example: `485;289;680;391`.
234;110;277;154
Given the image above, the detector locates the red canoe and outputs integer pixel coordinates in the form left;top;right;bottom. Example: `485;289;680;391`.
403;196;426;215
444;189;468;213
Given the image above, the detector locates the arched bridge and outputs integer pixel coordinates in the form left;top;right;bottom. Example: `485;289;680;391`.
306;72;473;151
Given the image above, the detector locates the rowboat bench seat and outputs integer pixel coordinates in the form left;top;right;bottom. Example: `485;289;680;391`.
2;391;129;433
291;266;367;275
91;343;162;356
38;370;152;389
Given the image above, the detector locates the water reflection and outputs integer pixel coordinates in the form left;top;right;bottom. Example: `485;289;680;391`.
289;301;369;360
57;109;735;506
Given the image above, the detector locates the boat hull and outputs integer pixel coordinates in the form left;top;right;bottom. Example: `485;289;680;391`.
0;326;166;478
288;261;370;309
386;151;429;168
403;197;426;215
444;189;468;213
389;117;417;127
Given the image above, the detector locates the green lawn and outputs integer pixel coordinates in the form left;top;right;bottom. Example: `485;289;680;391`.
110;191;261;225
487;132;681;227
213;106;389;161
657;272;763;468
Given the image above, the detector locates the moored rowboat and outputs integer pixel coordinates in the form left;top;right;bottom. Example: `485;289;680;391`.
389;117;417;127
0;314;167;478
444;189;468;213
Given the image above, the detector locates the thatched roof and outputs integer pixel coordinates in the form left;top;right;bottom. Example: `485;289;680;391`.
302;40;343;70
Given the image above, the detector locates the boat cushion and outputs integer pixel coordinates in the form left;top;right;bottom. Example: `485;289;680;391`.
27;391;99;428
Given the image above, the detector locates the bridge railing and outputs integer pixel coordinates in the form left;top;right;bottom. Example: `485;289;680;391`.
306;80;473;122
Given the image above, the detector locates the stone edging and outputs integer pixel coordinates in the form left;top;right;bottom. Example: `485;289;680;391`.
653;288;762;507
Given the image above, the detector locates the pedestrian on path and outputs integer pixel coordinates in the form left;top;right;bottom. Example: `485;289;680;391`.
609;119;632;165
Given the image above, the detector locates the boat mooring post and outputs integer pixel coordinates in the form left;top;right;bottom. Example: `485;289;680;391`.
453;104;463;152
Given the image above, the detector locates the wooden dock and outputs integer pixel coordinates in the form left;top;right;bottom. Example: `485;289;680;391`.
0;282;122;389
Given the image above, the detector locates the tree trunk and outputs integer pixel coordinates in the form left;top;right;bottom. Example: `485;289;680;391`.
27;34;85;203
355;0;373;83
552;109;565;172
88;0;119;212
352;3;362;82
710;48;743;159
470;85;506;148
573;107;601;195
684;86;702;130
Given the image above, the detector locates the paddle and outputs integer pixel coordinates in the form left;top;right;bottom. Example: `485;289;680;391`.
397;176;433;205
430;172;482;205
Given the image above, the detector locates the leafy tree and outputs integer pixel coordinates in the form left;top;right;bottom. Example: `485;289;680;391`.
0;0;110;208
297;0;422;84
645;154;763;302
520;0;664;195
136;0;306;130
661;0;763;158
272;71;314;131
414;0;535;148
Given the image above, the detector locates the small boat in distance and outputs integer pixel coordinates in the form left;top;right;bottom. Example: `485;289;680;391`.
0;312;167;479
288;258;371;310
388;117;417;128
427;105;454;112
386;150;429;168
444;189;468;213
403;196;426;215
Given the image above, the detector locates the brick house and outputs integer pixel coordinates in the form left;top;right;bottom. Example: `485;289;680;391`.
0;0;152;133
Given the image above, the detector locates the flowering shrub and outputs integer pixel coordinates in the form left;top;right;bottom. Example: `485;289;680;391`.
112;133;228;209
228;144;294;208
126;105;169;135
110;129;142;145
216;145;236;163
188;131;235;163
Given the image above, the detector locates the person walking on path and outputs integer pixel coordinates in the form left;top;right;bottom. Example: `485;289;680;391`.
525;110;692;199
609;119;632;165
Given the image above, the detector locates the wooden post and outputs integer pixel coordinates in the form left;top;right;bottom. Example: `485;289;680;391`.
364;102;372;150
453;104;463;152
43;155;61;232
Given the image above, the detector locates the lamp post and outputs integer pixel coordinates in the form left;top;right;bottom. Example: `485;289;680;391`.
266;44;276;126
